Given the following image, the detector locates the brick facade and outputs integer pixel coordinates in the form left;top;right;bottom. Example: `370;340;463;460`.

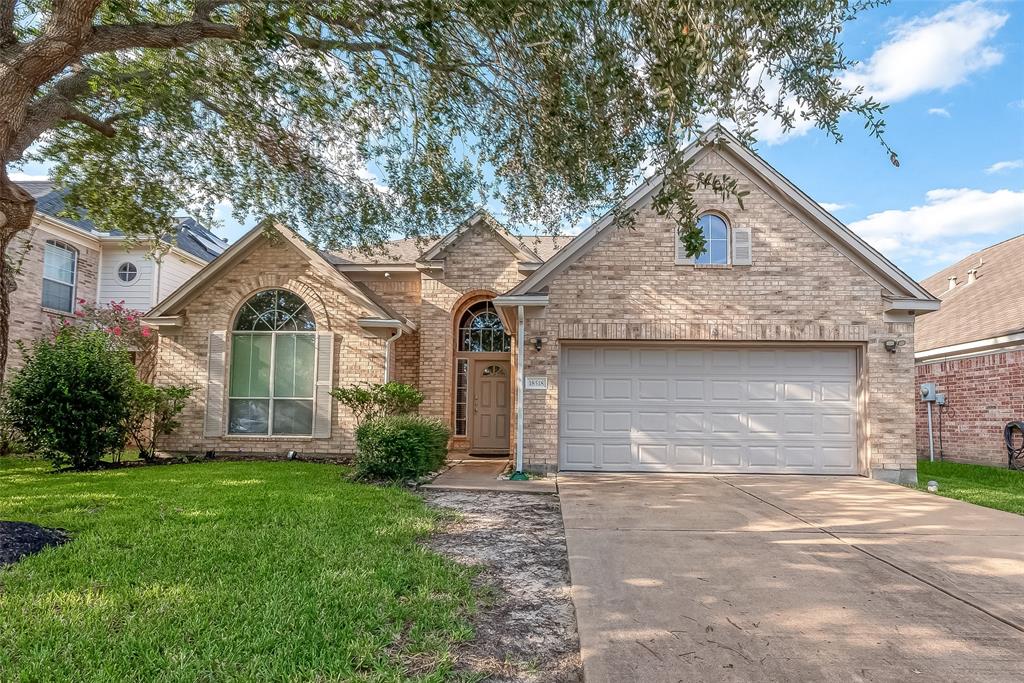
155;235;391;457
915;349;1024;466
151;149;922;479
5;221;99;371
519;149;917;481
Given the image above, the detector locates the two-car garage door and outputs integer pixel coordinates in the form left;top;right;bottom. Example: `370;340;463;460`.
559;346;860;473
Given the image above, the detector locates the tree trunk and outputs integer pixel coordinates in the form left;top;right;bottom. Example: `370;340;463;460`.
0;177;37;385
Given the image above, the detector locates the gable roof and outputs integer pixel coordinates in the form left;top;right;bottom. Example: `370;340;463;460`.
147;219;414;331
327;211;573;266
24;181;226;263
915;234;1024;352
507;125;938;308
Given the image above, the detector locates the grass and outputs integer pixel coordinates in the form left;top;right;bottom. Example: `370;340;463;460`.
916;459;1024;516
0;456;477;682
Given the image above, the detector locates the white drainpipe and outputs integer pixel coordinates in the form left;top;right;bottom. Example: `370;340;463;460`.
383;327;403;383
515;304;525;475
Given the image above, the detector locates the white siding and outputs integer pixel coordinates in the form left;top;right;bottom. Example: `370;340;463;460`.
158;253;204;302
98;247;154;311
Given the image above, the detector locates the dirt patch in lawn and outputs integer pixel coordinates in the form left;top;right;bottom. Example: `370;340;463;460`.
0;521;69;567
422;490;582;683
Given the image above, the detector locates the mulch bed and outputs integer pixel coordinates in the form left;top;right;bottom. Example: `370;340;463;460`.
422;490;582;683
0;521;69;568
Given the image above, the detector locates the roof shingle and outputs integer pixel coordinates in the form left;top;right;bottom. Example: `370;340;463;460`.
916;234;1024;351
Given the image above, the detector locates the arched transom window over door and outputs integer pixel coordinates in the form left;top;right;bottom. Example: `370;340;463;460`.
458;301;511;352
228;289;317;435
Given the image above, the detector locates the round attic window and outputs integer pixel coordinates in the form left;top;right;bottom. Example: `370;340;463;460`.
117;262;138;283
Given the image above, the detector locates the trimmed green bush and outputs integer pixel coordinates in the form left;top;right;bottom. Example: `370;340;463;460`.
331;382;424;424
6;329;137;470
354;415;450;480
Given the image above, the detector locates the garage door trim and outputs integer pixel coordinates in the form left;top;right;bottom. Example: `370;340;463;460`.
557;342;865;475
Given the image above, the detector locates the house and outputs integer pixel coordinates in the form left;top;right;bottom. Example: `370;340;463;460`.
914;235;1024;466
4;182;226;370
144;126;938;483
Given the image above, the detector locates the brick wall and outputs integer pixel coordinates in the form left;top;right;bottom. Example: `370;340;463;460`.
5;221;99;371
362;274;422;385
155;234;391;458
915;349;1024;466
519;148;917;481
416;225;525;423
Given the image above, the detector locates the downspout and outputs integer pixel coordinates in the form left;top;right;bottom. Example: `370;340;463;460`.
512;304;527;479
383;327;403;383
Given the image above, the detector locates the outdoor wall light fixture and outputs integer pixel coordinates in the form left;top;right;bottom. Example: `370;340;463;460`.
883;339;906;354
530;336;543;351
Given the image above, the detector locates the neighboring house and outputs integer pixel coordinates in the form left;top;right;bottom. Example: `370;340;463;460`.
4;181;226;370
144;126;938;483
914;235;1024;466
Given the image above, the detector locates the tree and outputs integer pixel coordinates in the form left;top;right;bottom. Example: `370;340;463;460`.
0;0;895;382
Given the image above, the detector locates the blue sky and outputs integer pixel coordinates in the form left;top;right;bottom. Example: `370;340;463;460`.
13;0;1024;282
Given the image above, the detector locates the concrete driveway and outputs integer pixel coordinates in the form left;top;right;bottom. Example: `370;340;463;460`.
559;474;1024;682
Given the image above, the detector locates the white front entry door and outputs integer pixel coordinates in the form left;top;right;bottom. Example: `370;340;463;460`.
559;346;859;473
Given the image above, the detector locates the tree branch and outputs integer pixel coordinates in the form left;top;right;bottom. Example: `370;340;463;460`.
82;18;241;54
61;105;117;137
0;0;15;47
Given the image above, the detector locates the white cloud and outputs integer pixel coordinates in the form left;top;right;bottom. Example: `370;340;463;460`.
849;188;1024;259
845;2;1007;102
986;159;1024;174
819;202;849;212
927;107;951;118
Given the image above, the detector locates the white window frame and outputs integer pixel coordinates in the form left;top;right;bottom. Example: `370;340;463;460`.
227;290;318;437
676;213;731;267
117;261;138;284
227;329;317;436
41;240;78;313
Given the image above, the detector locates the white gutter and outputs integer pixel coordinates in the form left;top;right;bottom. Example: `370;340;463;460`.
915;331;1024;362
514;304;525;476
383;327;404;383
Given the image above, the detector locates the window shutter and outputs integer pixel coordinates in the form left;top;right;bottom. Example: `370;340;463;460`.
675;234;695;265
313;331;335;439
733;227;752;265
203;331;227;437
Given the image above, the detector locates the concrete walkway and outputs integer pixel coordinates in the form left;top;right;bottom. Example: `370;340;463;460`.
421;458;558;494
559;474;1024;682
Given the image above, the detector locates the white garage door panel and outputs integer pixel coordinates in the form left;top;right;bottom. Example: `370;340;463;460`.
559;347;859;473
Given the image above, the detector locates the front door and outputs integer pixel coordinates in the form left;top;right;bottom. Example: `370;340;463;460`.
471;360;511;453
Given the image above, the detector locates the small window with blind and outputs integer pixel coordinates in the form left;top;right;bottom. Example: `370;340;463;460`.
41;240;78;313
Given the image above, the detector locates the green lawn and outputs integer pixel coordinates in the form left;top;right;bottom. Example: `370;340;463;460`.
0;457;476;682
917;460;1024;516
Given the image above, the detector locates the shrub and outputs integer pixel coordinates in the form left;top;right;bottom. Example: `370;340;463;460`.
0;385;25;456
354;415;451;480
124;383;194;461
331;382;424;424
6;329;137;470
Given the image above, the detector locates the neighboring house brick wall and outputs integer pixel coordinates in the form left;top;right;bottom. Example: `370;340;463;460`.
519;150;917;480
156;235;389;458
915;349;1024;466
5;222;100;372
417;225;526;422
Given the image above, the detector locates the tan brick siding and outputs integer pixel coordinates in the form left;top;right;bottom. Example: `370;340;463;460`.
155;235;391;458
915;349;1024;466
519;149;917;479
5;222;99;371
416;225;524;424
